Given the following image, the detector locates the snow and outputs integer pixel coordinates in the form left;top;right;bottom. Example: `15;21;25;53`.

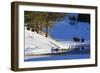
25;30;57;55
25;29;74;55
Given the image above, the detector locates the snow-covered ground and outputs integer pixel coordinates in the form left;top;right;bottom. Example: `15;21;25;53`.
25;28;89;59
25;29;69;55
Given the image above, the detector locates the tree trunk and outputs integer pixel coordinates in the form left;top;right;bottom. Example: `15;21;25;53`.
36;24;39;33
45;25;49;37
40;23;43;31
45;14;50;37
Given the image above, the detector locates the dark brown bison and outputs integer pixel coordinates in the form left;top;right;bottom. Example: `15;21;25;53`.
73;37;80;42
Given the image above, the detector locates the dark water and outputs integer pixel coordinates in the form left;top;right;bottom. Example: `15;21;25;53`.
24;54;90;62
